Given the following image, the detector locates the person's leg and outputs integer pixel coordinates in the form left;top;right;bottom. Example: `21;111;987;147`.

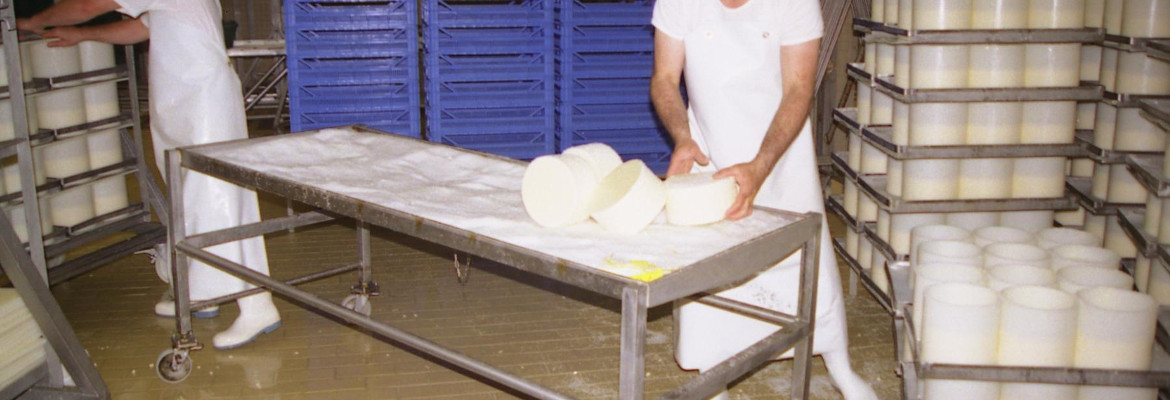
676;227;877;400
815;298;879;400
212;187;280;349
155;171;248;317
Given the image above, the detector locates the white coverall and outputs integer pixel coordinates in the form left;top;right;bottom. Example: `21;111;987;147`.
114;0;277;344
652;0;876;398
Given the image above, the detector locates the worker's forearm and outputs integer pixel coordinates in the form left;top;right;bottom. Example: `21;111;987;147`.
28;0;120;30
754;86;814;171
650;76;692;144
79;19;149;45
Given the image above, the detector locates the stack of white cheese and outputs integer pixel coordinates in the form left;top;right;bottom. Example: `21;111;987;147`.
521;143;738;234
0;288;47;391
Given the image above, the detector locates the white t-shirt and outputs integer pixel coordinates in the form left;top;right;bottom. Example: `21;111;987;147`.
652;0;823;47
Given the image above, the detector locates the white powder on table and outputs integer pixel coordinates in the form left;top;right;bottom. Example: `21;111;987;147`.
195;128;803;280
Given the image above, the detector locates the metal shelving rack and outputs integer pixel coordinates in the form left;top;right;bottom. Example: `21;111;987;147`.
827;6;1170;396
0;1;165;396
0;9;166;286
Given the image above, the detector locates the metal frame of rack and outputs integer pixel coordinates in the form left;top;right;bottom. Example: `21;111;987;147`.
825;10;1170;397
0;2;166;397
0;210;108;399
0;7;167;285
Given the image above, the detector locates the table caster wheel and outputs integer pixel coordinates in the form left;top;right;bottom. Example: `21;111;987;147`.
156;349;193;383
342;294;372;316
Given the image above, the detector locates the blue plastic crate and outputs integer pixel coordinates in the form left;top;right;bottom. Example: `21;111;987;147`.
288;29;413;58
291;55;415;85
559;25;654;53
293;83;416;111
427;105;552;131
426;53;551;82
421;0;556;157
424;26;553;55
423;0;551;29
296;109;419;136
557;0;654;26
285;0;421;137
558;75;651;100
289;11;412;31
438;132;554;160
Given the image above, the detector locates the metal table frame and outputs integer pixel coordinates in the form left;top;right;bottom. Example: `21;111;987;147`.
158;127;824;400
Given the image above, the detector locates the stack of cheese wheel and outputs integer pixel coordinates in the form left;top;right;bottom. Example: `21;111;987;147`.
29;39;94;228
523;143;740;234
521;143;664;234
79;42;130;217
522;143;619;228
0;289;47;391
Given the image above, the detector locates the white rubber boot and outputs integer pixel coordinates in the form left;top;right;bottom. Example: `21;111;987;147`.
823;349;879;400
213;292;280;350
153;289;220;318
154;300;220;318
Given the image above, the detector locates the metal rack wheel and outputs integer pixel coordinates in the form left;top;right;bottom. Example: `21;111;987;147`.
342;294;372;316
155;348;193;383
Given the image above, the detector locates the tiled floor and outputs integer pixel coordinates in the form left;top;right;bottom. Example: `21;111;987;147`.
50;197;900;399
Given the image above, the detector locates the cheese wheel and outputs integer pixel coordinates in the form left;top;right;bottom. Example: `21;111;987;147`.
664;172;738;226
1038;228;1099;250
589;160;666;234
562;142;622;180
521;154;600;228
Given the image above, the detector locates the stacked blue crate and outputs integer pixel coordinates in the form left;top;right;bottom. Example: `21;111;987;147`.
556;0;672;174
421;0;557;160
285;0;421;137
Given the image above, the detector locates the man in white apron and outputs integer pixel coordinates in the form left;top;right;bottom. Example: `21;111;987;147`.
651;0;877;398
20;0;281;350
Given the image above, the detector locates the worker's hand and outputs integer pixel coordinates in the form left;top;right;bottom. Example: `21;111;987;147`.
714;160;770;220
666;139;709;177
43;27;85;47
16;18;45;35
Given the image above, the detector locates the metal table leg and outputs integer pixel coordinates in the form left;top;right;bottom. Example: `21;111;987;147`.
791;226;822;399
159;150;201;383
343;222;379;315
620;285;649;400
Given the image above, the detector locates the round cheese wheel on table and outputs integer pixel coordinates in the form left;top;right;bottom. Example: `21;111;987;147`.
589;159;666;234
664;172;737;226
522;154;600;227
563;142;622;179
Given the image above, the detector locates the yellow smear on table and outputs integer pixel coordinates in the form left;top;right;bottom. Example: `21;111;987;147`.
604;258;664;282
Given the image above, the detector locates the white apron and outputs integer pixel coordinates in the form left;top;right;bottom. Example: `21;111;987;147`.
673;2;847;371
118;0;270;300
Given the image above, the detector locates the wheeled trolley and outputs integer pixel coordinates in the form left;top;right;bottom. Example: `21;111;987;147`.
157;126;824;400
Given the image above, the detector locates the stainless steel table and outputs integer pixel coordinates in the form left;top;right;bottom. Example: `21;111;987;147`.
156;126;822;400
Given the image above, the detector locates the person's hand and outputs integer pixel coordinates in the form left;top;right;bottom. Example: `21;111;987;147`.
16;18;45;35
714;159;770;220
43;26;86;47
666;139;709;177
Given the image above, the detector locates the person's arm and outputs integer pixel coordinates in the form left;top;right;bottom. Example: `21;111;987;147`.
42;18;148;47
715;38;820;220
651;29;709;177
17;0;123;34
